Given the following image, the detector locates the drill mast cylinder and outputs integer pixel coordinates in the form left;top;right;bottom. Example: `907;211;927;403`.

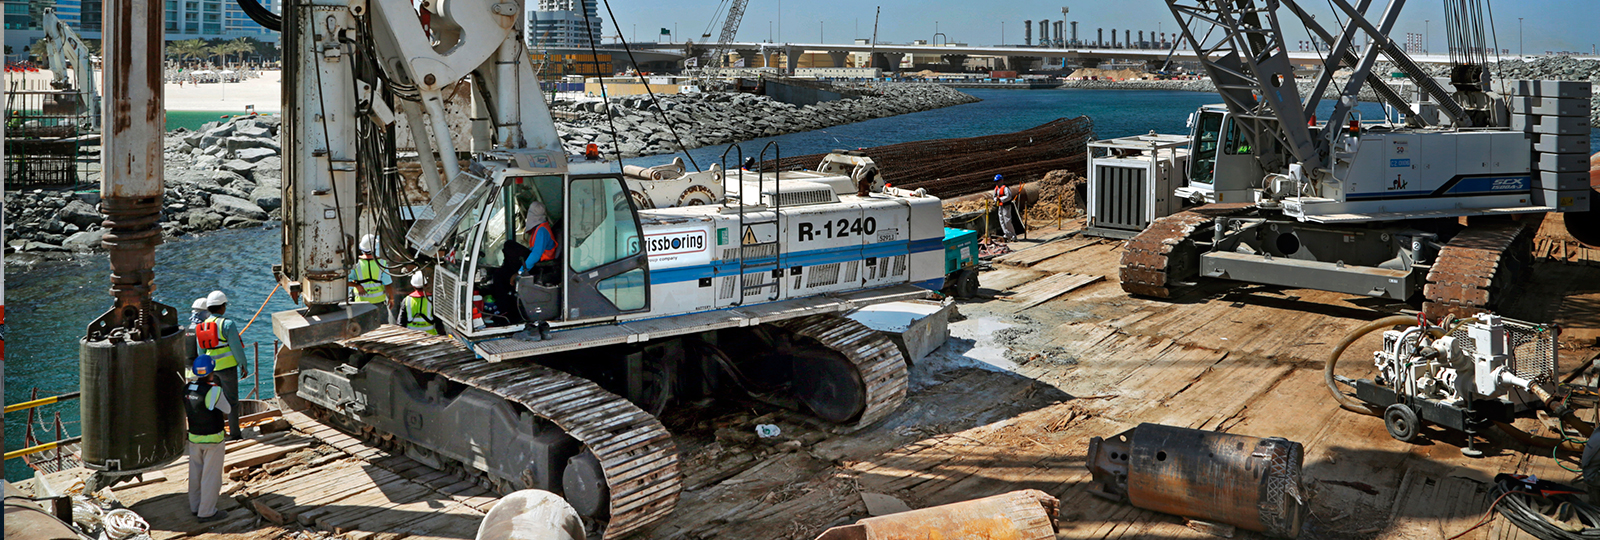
80;0;186;478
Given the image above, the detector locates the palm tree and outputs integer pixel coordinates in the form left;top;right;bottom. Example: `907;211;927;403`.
168;39;208;66
224;37;254;67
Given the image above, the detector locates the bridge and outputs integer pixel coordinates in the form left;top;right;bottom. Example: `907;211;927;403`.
627;40;1559;73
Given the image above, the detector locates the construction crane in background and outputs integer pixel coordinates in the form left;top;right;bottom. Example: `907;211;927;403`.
702;0;751;69
39;7;99;131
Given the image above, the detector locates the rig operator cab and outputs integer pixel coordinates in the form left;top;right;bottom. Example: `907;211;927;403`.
430;158;651;338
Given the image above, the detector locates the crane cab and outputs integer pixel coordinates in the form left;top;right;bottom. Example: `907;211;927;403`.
423;155;651;340
1173;105;1269;205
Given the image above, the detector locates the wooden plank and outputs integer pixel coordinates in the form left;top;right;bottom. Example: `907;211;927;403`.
993;237;1093;267
976;267;1052;292
999;272;1103;310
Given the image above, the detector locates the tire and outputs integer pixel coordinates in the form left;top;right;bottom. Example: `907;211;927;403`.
955;268;980;298
1384;403;1422;442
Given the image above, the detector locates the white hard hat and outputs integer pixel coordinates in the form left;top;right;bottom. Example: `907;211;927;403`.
359;234;377;253
206;290;228;307
192;298;209;311
411;272;427;288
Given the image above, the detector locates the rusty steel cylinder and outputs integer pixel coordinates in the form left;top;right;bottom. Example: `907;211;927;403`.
814;490;1058;540
1087;423;1305;538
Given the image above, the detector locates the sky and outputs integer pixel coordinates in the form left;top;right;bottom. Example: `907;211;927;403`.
596;0;1597;56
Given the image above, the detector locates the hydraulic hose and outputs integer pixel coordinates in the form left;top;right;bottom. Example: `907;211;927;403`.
1326;315;1414;416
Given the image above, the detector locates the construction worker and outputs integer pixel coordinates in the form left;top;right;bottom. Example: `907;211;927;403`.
196;291;247;440
519;201;559;281
184;354;231;522
350;234;393;321
398;272;439;335
993;174;1019;242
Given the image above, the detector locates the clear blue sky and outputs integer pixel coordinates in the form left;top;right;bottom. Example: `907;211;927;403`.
598;0;1596;56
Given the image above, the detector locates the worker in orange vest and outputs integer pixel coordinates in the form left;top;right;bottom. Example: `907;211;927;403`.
519;200;559;280
993;174;1019;242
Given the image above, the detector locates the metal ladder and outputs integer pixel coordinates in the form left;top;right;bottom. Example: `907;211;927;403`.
719;142;784;305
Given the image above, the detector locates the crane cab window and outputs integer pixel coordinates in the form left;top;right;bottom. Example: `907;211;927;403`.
1221;118;1248;155
1190;111;1224;185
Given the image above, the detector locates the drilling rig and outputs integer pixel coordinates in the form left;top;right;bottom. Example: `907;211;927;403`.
258;0;943;536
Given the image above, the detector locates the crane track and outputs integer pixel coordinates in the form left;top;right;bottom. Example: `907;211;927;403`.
339;325;680;540
1119;204;1254;298
1422;221;1538;320
775;314;909;432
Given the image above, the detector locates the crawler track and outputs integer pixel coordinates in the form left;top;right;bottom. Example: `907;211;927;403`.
776;314;909;431
339;326;680;540
1423;221;1538;319
1119;204;1252;298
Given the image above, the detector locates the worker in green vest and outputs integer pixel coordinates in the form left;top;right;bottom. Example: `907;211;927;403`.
398;272;439;335
350;234;393;321
195;291;247;440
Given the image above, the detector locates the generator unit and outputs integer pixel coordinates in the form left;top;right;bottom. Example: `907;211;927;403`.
1084;133;1191;238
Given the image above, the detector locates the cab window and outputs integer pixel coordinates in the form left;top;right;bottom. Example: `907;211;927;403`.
474;176;566;270
568;176;642;273
1222;118;1248;155
443;189;491;276
1190;111;1224;185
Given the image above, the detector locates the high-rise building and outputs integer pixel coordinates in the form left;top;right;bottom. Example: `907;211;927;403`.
5;0;277;57
527;0;604;49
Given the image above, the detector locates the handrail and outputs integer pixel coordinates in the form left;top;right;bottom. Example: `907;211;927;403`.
5;437;81;461
5;392;80;414
719;144;747;304
757;140;783;301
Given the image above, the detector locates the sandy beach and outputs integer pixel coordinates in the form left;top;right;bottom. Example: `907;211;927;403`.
8;69;283;112
165;70;283;112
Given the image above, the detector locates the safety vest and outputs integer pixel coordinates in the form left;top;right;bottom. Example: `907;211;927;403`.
528;222;559;263
183;379;225;443
994;185;1008;200
402;294;438;335
351;258;386;304
199;315;238;370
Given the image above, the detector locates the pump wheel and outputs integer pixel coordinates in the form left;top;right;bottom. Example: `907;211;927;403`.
1384;403;1422;442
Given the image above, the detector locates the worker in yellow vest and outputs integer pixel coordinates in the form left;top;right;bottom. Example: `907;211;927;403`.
194;291;247;440
398;272;439;335
350;234;394;322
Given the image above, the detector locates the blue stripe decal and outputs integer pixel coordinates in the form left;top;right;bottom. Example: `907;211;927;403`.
650;237;945;284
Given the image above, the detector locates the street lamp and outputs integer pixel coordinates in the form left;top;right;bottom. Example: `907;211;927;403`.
1518;18;1523;57
1001;22;1004;45
820;20;823;43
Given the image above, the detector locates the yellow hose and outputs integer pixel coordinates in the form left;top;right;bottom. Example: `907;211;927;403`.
1326;315;1416;416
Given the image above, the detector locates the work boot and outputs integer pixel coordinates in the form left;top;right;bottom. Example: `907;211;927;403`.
537;321;552;341
198;509;229;522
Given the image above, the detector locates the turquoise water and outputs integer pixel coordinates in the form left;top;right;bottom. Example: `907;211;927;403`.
6;226;299;481
166;110;273;132
9;88;1597;481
